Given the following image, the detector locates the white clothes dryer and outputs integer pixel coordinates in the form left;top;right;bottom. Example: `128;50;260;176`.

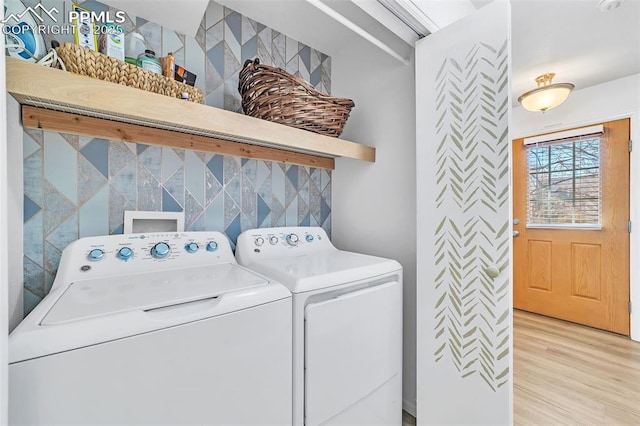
236;226;403;426
9;231;292;426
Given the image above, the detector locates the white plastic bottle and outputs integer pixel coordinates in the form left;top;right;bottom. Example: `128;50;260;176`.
125;32;146;65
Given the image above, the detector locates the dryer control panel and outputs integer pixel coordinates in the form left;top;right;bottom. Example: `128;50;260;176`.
54;232;234;289
236;227;335;264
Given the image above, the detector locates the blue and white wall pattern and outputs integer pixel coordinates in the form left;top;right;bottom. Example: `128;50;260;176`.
20;1;332;313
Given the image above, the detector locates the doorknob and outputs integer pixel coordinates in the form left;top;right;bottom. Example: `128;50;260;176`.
484;264;500;279
513;230;520;237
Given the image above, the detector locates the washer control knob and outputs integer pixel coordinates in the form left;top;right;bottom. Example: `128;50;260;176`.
117;247;133;261
269;236;279;245
151;242;171;259
305;234;314;243
88;249;104;261
206;241;218;252
286;233;299;246
255;237;265;247
185;242;199;253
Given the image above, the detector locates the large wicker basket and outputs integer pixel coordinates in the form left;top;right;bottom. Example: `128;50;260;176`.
55;43;204;103
238;58;354;137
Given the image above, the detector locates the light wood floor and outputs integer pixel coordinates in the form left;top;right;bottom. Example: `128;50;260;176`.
514;309;640;425
406;311;640;425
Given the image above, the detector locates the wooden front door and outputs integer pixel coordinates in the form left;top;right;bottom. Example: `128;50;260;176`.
513;118;630;335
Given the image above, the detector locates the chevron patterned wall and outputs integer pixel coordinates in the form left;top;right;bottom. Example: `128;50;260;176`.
20;1;332;314
432;40;510;391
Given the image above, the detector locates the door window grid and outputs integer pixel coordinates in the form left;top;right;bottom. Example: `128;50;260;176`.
526;137;601;227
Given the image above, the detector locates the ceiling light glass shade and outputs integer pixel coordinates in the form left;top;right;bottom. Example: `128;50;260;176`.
517;73;575;112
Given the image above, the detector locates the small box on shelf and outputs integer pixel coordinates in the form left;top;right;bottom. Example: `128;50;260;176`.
175;65;197;87
98;23;125;61
71;4;98;51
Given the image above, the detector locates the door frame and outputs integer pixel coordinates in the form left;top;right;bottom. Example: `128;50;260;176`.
513;111;640;342
1;16;9;424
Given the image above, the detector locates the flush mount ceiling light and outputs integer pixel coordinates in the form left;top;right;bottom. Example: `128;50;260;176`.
517;73;575;113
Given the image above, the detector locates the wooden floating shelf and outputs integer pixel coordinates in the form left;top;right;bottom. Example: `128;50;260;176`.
5;57;375;170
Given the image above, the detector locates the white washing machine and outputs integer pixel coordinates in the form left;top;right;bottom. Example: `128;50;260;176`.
9;231;292;426
236;226;403;426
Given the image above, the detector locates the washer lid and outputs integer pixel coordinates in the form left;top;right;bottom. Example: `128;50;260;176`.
244;251;402;293
42;263;268;325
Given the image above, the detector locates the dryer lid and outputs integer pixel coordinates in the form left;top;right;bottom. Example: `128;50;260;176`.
243;251;402;293
41;263;268;325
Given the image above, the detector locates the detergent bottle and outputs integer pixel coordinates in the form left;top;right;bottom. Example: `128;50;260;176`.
3;0;47;61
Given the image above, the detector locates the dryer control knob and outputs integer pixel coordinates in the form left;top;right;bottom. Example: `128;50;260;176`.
151;242;171;259
255;237;265;246
206;241;218;252
117;247;133;261
88;249;104;261
286;233;299;246
305;234;314;242
185;242;199;253
269;236;279;245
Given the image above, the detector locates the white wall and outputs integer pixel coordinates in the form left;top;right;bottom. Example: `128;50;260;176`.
415;1;512;423
512;73;640;342
331;43;417;414
6;97;22;333
1;12;9;423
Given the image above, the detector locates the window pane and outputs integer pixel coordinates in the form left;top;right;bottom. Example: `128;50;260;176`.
526;137;601;227
528;147;548;172
549;170;573;199
575;138;600;169
549;144;574;172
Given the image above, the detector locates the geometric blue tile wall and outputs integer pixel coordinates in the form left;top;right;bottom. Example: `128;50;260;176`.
22;130;332;314
21;1;332;314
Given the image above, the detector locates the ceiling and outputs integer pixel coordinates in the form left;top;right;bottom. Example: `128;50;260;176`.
122;0;640;104
101;0;209;37
510;0;640;105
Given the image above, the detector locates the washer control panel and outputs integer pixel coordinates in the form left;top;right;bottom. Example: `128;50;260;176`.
55;231;234;287
79;232;225;263
236;227;334;263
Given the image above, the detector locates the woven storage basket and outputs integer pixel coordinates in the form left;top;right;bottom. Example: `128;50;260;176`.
238;58;354;137
55;42;204;103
